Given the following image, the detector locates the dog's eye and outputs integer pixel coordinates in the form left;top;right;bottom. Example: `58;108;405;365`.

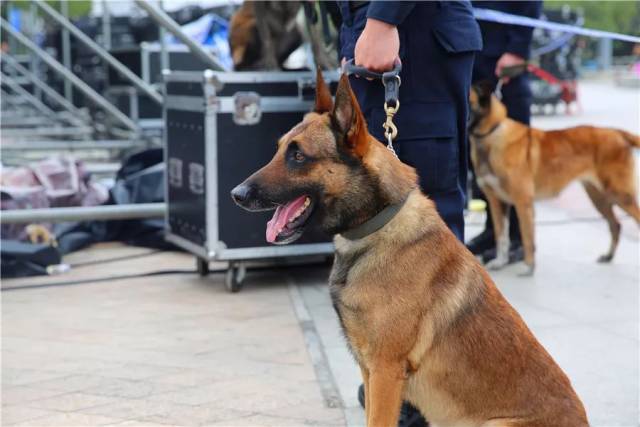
293;150;305;163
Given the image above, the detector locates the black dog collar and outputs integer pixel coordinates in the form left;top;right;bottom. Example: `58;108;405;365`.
341;195;409;241
471;122;501;139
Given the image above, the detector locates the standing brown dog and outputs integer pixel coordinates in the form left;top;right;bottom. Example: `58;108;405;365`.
469;83;640;275
232;72;588;426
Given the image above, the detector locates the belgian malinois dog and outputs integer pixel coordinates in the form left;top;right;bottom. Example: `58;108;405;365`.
469;83;640;275
232;72;588;427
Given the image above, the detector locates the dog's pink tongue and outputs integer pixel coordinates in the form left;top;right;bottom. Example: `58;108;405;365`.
266;195;307;243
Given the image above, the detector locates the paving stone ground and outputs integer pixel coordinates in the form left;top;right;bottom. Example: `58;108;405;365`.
2;250;344;427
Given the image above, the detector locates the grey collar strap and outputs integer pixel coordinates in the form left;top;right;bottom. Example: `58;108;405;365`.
341;195;409;241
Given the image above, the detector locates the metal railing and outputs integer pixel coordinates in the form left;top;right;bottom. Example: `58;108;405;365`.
33;0;163;106
1;53;88;123
0;17;139;132
1;204;166;224
134;0;226;72
0;0;236;226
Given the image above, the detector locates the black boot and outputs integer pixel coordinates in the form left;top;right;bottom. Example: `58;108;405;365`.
357;385;429;427
398;402;429;427
481;240;524;264
466;228;495;255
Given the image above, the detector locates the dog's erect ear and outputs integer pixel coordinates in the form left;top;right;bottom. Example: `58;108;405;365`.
331;74;369;157
314;68;333;113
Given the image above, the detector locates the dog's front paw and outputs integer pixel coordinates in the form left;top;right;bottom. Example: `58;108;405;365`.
597;253;613;263
486;256;508;270
517;263;535;277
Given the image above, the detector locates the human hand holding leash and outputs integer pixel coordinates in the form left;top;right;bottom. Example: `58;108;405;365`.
495;52;525;83
355;18;399;73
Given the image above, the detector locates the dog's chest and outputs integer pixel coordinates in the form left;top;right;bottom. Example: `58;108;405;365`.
472;142;512;203
328;248;374;362
476;173;512;203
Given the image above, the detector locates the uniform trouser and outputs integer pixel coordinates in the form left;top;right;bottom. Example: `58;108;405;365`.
348;56;475;242
471;54;533;241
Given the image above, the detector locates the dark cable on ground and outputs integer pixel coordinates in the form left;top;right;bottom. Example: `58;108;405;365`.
0;263;329;292
1;269;205;292
69;249;164;268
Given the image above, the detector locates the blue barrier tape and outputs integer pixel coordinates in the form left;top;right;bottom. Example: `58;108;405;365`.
531;32;574;57
473;8;640;44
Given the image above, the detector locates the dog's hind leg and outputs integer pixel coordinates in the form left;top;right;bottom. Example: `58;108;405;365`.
582;182;620;262
360;366;370;422
367;362;406;427
483;189;510;270
613;192;640;226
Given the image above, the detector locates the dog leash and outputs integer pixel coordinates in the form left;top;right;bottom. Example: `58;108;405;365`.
491;62;534;165
494;62;528;100
343;59;402;157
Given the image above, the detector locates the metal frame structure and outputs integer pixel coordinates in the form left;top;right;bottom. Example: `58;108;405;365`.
0;0;239;230
1;204;165;224
1;53;88;122
1;72;61;122
33;0;163;106
134;0;226;72
0;17;139;132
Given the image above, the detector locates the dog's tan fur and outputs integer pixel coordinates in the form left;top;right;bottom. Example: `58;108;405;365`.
235;73;588;426
469;85;640;274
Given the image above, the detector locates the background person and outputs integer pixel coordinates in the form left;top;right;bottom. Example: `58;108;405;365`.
466;0;543;263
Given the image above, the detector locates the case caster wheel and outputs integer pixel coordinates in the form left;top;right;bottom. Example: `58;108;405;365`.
225;262;246;293
196;258;210;277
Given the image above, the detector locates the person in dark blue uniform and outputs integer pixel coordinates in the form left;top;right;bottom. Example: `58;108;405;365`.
339;1;481;242
467;1;543;262
337;2;482;426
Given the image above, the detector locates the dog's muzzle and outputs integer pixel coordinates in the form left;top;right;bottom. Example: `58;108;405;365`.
231;182;276;212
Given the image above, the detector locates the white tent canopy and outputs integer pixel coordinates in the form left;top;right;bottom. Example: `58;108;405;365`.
91;0;242;18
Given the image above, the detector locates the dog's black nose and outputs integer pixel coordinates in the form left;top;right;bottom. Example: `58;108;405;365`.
231;183;252;205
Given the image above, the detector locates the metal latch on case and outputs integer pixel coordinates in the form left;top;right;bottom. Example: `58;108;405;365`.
299;78;316;101
233;92;261;125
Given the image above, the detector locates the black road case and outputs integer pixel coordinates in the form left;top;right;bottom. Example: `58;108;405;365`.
164;70;338;291
109;43;214;85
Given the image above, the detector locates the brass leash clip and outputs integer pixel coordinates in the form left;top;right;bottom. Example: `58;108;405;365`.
342;60;402;157
382;100;400;156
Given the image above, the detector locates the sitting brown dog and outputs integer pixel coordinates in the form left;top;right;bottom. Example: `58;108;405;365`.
469;83;640;275
232;72;588;427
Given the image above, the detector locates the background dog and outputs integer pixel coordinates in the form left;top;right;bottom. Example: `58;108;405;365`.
232;72;588;427
469;82;640;275
229;1;302;70
228;1;339;71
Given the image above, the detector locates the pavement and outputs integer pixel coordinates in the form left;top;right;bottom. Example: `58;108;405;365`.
2;79;639;427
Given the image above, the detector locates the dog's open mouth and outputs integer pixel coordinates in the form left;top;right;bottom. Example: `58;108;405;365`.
266;195;313;244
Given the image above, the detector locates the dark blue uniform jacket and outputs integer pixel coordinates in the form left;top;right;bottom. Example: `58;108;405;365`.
471;1;542;125
472;1;542;60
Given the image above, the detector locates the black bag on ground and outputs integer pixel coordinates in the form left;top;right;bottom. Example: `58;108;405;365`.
1;240;61;278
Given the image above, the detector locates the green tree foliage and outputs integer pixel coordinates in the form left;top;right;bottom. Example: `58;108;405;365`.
545;0;640;57
546;0;639;35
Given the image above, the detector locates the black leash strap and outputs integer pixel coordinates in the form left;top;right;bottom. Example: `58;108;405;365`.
342;59;402;155
343;59;401;106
